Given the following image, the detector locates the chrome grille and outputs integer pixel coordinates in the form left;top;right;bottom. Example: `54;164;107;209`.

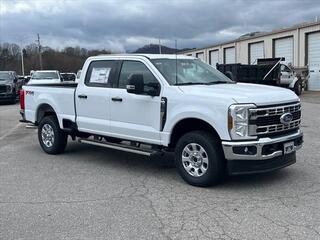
249;102;301;136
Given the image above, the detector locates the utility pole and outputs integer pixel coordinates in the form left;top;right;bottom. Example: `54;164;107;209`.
159;38;162;54
36;33;43;70
20;48;25;76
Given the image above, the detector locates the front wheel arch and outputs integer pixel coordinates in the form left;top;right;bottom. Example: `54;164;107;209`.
169;118;222;149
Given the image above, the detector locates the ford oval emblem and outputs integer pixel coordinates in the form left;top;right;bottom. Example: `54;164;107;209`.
280;113;293;125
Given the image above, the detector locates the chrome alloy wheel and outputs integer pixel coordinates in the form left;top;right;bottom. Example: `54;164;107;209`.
182;143;209;177
41;123;55;148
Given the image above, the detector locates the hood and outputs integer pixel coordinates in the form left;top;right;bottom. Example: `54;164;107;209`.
0;80;13;85
178;83;299;106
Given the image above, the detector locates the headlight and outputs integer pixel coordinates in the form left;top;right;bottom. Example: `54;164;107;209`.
228;104;256;140
6;85;12;93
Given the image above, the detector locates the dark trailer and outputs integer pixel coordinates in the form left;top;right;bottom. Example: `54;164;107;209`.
217;58;284;86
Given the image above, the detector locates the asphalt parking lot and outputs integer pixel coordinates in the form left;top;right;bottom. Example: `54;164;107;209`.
1;93;320;240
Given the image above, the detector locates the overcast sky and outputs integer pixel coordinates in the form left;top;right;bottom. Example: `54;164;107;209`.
0;0;319;52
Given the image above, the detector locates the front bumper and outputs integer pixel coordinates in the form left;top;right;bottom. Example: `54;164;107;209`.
227;153;296;175
222;130;303;174
0;93;14;101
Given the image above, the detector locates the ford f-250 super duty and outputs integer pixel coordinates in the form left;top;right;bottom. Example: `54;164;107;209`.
20;54;303;187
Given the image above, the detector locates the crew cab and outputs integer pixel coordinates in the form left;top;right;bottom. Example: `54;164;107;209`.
20;54;303;187
27;70;62;85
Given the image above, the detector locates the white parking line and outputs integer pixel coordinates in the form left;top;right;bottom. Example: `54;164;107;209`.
0;123;22;140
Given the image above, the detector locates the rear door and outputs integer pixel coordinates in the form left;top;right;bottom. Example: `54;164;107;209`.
75;60;119;135
108;60;162;144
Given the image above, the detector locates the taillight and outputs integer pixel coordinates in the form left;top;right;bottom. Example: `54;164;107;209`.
20;89;25;110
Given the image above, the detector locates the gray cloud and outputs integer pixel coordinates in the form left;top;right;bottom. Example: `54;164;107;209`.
0;0;319;52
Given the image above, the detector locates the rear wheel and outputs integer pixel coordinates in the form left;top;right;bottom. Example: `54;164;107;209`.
38;115;67;154
174;131;225;187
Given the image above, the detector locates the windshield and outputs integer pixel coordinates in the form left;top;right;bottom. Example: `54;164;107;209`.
31;72;59;80
151;58;233;85
0;72;11;81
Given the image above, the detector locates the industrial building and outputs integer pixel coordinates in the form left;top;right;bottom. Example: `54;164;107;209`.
181;21;320;91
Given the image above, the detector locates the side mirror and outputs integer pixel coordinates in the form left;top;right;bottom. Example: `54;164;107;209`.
145;82;160;96
126;74;144;94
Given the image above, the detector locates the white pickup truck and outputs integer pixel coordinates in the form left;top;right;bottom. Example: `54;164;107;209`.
28;70;62;85
20;54;303;187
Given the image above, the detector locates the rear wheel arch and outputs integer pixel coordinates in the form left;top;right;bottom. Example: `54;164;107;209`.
169;118;222;149
36;103;57;124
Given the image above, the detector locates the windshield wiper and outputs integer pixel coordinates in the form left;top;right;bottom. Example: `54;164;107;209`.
174;82;208;86
205;81;230;85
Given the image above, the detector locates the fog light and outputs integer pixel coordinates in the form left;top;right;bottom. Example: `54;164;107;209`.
233;146;257;155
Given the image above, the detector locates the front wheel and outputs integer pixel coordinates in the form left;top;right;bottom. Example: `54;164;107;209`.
174;131;225;187
293;81;302;96
38;115;67;154
10;92;16;104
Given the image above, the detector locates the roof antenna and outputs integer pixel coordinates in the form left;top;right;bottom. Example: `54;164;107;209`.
175;39;178;85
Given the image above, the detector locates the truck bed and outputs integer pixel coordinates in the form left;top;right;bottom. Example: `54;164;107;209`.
23;83;77;128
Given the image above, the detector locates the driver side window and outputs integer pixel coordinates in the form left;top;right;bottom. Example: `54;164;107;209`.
118;61;159;92
281;65;290;72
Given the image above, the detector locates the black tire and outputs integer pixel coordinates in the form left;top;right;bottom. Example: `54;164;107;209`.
38;115;67;154
174;131;225;187
294;81;302;96
10;92;16;104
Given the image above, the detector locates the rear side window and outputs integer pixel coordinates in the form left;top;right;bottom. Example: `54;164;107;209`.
118;61;159;89
85;60;117;87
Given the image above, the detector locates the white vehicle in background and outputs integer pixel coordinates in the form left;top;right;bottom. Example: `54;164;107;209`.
28;70;62;85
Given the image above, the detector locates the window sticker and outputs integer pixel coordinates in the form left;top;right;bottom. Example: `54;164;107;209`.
90;67;111;84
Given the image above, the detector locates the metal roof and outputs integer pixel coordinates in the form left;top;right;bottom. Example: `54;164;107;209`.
180;21;320;54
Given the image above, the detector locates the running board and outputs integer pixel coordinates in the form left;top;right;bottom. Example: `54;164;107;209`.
79;138;155;156
25;124;37;129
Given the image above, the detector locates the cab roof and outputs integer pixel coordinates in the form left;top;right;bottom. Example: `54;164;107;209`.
97;53;195;60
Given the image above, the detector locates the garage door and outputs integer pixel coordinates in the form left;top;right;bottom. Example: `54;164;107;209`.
274;37;293;64
224;47;235;64
249;42;264;64
196;52;205;62
209;50;219;68
308;32;320;90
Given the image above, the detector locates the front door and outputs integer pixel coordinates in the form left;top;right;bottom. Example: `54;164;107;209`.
108;60;162;144
280;64;294;85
